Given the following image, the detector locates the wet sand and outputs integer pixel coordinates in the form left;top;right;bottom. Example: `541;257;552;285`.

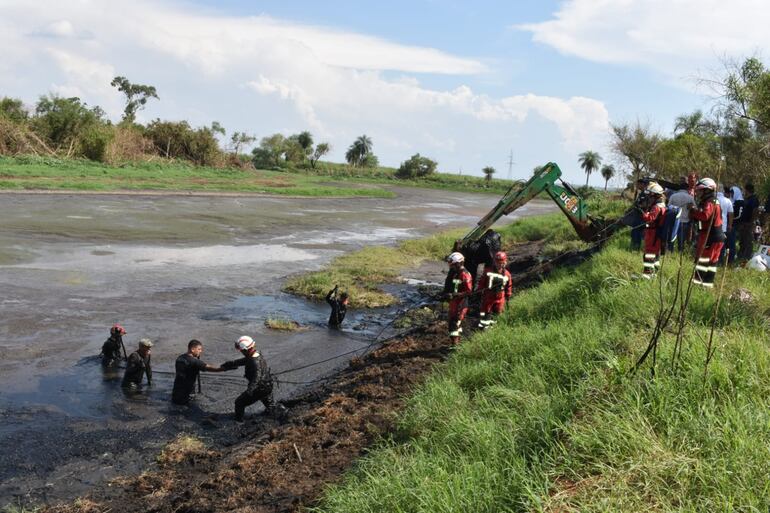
0;187;554;507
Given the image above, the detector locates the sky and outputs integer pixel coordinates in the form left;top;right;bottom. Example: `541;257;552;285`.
1;0;768;184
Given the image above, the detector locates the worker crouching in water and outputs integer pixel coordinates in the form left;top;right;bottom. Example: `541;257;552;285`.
326;285;348;328
640;182;667;279
444;252;473;345
477;251;512;329
222;336;287;422
122;338;153;391
690;178;725;287
101;323;126;367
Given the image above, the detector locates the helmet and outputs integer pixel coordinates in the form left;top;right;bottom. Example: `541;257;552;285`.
448;252;465;264
645;182;664;195
494;251;507;262
695;178;716;192
111;323;126;335
138;338;153;348
235;335;255;352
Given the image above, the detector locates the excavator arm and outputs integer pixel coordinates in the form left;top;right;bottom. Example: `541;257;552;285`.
459;162;611;246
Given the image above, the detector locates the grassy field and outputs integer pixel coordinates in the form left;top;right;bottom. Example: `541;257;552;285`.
284;197;626;308
314;229;770;511
0;156;395;198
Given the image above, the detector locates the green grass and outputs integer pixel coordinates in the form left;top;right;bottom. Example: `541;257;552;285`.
314;237;770;512
0;156;394;197
264;317;307;331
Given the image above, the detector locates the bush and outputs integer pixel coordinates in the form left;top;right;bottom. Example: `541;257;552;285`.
145;120;224;166
78;126;113;162
396;153;437;179
32;94;106;150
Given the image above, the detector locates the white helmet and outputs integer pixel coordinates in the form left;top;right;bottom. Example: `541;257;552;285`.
235;335;255;351
645;182;664;195
448;252;465;264
696;178;717;192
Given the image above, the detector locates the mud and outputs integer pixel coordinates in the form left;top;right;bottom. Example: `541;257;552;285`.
0;188;555;509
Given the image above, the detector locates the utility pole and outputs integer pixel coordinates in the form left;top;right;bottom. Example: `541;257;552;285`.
507;149;514;181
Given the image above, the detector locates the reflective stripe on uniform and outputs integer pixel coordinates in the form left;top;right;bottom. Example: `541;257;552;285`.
643;263;657;269
487;272;509;289
698;257;710;264
449;330;461;337
644;253;657;259
695;265;710;272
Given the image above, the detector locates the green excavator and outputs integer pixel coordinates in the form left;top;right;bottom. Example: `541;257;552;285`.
455;162;629;281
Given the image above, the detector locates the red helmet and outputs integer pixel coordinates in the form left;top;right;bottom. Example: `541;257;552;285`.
111;323;126;335
494;251;507;262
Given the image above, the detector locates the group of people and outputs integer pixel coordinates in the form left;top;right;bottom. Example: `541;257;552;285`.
442;249;512;345
636;173;765;287
100;324;285;422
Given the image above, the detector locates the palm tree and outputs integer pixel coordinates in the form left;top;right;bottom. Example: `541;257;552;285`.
482;166;496;182
345;134;373;166
600;164;616;191
578;150;602;188
296;131;314;151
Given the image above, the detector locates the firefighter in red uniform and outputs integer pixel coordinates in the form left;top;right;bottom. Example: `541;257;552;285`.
477;251;513;329
690;178;725;287
640;182;667;279
444;251;473;345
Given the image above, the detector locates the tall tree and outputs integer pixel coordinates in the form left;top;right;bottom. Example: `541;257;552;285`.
600;164;616;191
297;131;314;151
230;131;256;155
578;150;602;187
309;142;330;169
482;166;496;182
110;76;158;124
610;122;663;183
345;134;373;166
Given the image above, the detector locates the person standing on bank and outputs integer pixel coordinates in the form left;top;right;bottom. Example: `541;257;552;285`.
171;339;228;406
736;183;760;260
326;285;349;328
122;338;153;390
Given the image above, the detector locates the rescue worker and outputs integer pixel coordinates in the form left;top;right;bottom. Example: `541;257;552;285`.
171;339;227;406
222;335;286;422
326;285;349;328
477;251;512;329
640;182;667;279
100;323;126;366
689;178;726;288
122;338;153;390
443;252;473;345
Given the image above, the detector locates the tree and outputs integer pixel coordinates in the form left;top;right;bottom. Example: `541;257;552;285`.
110;76;159;124
600;164;616;191
610;122;663;183
230;131;256;155
482;166;496;182
211;121;225;136
578;150;602;187
297;131;313;151
251;133;287;168
345;134;373;166
33;94;106;150
0;97;28;123
309;142;330;169
396;154;437;178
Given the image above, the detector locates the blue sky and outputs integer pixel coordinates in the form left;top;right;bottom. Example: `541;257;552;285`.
1;0;764;184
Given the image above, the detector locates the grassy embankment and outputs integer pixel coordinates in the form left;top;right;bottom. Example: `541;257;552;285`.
284;197;624;308
0;156;394;198
0;155;522;196
313;225;770;510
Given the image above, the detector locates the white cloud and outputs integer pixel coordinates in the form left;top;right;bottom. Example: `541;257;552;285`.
519;0;770;79
0;0;612;182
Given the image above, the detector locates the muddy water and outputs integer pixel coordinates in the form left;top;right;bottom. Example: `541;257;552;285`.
0;187;554;507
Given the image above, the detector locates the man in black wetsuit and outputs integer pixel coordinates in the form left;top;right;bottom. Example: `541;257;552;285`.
326;285;349;328
100;323;126;366
122;338;153;390
171;339;227;406
222;335;286;422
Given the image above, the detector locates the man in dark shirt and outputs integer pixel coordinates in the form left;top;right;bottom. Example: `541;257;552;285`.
100;323;126;367
736;183;760;260
326;285;349;328
172;339;227;405
222;335;286;422
122;338;153;390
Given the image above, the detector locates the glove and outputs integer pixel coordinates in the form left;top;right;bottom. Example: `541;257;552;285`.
221;360;238;371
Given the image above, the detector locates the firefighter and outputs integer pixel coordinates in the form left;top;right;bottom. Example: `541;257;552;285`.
443;252;473;345
640;182;667;279
326;285;349;328
122;338;153;390
477;251;512;329
690;178;725;287
222;335;286;422
100;323;126;366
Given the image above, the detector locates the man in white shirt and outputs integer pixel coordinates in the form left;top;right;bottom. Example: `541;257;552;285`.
667;179;696;252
